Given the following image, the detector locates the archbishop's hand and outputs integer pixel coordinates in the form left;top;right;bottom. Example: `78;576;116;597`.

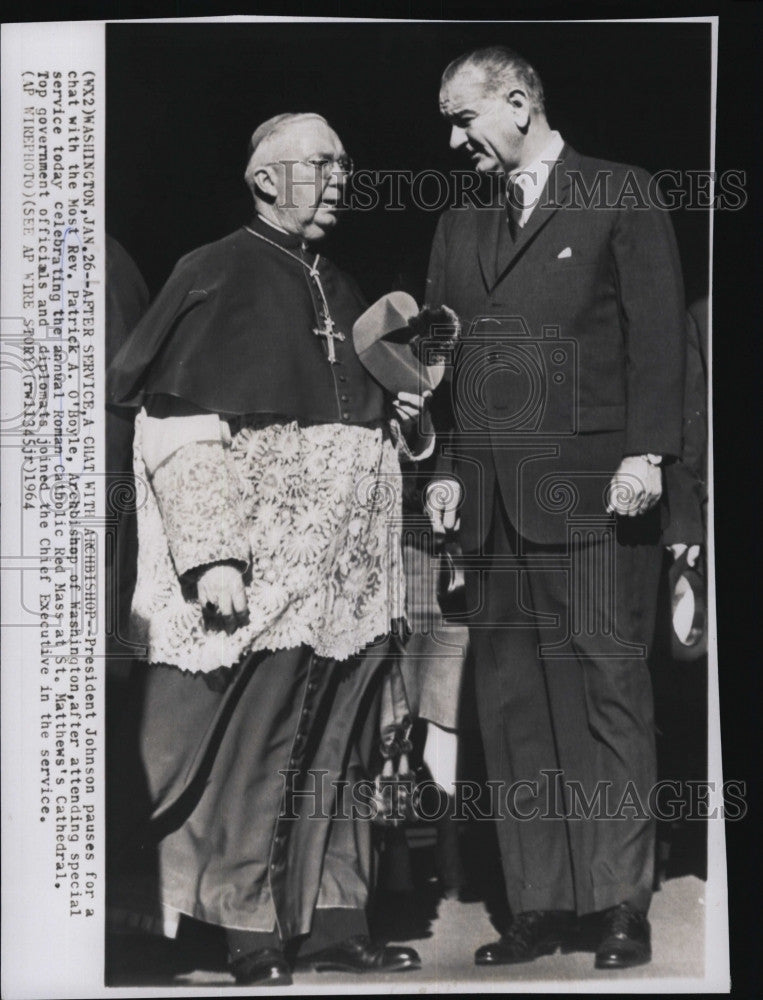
425;478;462;534
393;390;431;425
605;455;662;517
197;562;249;634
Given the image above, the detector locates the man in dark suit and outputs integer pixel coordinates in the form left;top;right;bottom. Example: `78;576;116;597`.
425;46;686;970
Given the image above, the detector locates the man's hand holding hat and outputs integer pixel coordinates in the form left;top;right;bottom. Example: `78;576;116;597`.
392;389;432;424
353;292;460;396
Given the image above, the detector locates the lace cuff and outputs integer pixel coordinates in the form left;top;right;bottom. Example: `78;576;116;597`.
150;440;250;580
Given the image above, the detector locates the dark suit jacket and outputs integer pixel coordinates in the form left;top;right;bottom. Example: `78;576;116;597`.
426;146;687;548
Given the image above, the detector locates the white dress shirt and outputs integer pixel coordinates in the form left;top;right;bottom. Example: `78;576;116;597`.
509;130;565;228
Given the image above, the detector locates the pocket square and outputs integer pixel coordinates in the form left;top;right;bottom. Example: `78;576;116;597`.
557;247;572;259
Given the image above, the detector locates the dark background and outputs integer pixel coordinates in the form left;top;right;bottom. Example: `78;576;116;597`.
106;20;712;308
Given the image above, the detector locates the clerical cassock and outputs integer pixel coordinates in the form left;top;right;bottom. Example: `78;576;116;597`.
106;214;428;964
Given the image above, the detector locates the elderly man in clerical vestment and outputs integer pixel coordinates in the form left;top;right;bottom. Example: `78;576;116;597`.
107;113;432;986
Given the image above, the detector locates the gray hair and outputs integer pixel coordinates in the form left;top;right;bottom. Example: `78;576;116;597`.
442;46;546;115
243;112;329;195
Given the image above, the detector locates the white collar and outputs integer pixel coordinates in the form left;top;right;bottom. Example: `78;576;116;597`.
508;131;565;215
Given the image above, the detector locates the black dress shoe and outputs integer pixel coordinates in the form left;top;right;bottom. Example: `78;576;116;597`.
296;934;421;973
475;910;575;965
594;902;651;970
230;947;293;986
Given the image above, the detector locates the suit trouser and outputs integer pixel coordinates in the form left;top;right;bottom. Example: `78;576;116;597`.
108;643;385;949
466;492;661;917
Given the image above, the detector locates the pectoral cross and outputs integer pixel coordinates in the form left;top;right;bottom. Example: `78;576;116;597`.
305;256;345;364
313;314;345;364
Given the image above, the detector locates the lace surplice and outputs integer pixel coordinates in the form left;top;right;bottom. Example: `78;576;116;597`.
130;409;408;673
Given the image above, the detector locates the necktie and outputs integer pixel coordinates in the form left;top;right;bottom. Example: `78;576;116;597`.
506;177;525;241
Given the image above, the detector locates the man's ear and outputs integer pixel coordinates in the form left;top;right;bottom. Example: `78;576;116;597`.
252;164;278;199
507;87;531;132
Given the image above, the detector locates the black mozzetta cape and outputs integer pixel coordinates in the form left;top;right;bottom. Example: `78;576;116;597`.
107;216;387;426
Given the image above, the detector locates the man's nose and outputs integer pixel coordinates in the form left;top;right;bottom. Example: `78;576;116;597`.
450;125;468;150
326;170;346;191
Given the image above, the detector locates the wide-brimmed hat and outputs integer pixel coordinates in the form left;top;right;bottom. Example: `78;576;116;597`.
352;292;457;395
669;550;707;661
